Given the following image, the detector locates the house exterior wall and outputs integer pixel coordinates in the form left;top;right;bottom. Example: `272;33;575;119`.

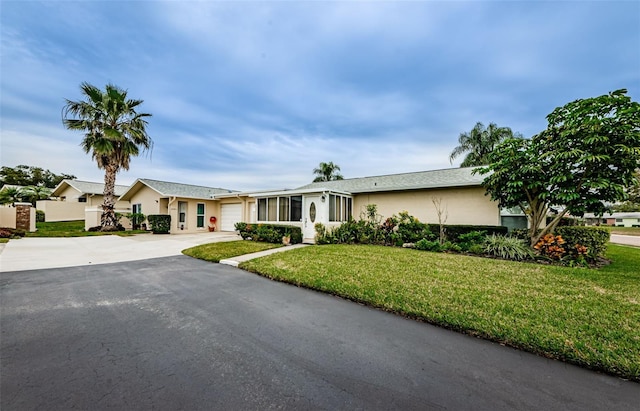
352;186;500;226
168;198;218;234
0;206;17;228
36;200;86;222
57;186;83;202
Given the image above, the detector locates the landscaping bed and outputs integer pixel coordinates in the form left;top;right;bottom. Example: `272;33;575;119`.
25;221;148;237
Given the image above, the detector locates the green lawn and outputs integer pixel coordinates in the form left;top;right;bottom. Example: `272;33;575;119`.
27;221;148;237
182;240;282;262
238;243;640;381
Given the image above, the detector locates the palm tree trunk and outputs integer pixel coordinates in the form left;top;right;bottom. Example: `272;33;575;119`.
101;164;119;231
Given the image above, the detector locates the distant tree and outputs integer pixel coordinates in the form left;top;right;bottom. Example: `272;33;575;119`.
23;185;52;205
613;170;640;212
476;89;640;246
450;122;522;167
313;161;344;182
0;165;75;188
63;82;152;231
0;187;26;205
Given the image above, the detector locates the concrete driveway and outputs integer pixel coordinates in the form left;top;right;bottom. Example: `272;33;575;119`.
0;232;240;272
1;256;638;410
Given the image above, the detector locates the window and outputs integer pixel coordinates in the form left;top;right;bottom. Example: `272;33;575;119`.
78;197;87;203
329;194;352;222
258;198;267;221
132;203;142;214
268;198;277;221
196;203;205;228
615;218;623;222
257;195;303;222
279;197;290;221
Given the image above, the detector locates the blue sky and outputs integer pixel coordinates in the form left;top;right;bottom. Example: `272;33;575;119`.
1;1;639;191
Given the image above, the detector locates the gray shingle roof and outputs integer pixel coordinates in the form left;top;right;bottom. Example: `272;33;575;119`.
294;167;485;194
55;180;129;196
137;179;237;199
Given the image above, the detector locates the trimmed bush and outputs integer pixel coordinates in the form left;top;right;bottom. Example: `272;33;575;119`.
235;222;302;244
428;224;508;243
0;227;26;238
555;226;610;259
36;210;45;223
147;214;171;234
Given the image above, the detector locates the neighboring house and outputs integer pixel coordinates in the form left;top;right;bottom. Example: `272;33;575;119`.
584;212;640;227
244;167;501;242
37;180;130;222
118;179;241;233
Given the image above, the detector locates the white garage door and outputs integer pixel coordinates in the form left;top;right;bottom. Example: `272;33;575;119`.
220;204;242;231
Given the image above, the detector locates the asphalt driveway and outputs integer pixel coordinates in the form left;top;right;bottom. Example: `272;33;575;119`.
1;256;638;410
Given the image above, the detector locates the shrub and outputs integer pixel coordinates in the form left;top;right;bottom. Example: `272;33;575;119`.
441;241;462;253
467;243;485;255
415;238;441;252
36;210;45;223
484;234;533;261
555;226;610;259
533;234;566;260
428;224;507;243
235;222;302;244
0;227;26;238
395;211;433;243
457;230;487;252
147;214;171;234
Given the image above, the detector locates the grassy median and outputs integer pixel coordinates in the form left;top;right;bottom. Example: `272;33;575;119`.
182;240;282;262
239;243;640;381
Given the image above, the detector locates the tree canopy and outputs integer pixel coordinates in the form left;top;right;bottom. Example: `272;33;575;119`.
476;89;640;245
0;165;75;188
63;82;152;230
313;161;344;182
450;122;522;167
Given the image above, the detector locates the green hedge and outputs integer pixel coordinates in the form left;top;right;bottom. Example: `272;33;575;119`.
555;226;610;258
427;224;508;242
147;214;171;234
36;210;45;223
234;222;302;244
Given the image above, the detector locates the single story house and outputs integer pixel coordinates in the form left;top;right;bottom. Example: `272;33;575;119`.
38;180;131;222
237;167;501;242
584;212;640;227
118;179;244;233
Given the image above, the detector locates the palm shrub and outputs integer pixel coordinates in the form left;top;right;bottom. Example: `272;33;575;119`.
484;234;533;261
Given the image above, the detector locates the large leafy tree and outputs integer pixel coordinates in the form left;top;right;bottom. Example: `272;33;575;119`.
613;169;640;212
450;122;521;167
0;165;75;188
63;82;152;231
313;161;344;182
476;89;640;246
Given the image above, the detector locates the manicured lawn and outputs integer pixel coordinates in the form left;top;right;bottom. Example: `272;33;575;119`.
182;240;282;263
610;226;640;236
240;243;640;381
26;221;148;237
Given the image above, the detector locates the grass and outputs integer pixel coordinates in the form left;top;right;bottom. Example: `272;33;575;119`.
182;240;282;262
239;243;640;381
610;226;640;236
26;221;148;237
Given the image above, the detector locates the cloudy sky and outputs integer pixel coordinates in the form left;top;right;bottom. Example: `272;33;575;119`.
1;1;638;191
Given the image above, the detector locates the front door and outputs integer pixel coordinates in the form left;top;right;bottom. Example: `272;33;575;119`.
303;195;320;241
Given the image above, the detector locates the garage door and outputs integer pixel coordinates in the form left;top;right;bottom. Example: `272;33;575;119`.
220;204;242;231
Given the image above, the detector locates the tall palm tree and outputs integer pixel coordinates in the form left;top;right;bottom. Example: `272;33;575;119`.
313;161;344;182
449;122;520;167
63;82;152;231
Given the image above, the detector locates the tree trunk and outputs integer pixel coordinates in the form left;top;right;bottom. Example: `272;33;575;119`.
101;164;120;231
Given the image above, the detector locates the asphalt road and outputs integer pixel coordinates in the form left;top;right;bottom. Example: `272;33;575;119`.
1;256;638;410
